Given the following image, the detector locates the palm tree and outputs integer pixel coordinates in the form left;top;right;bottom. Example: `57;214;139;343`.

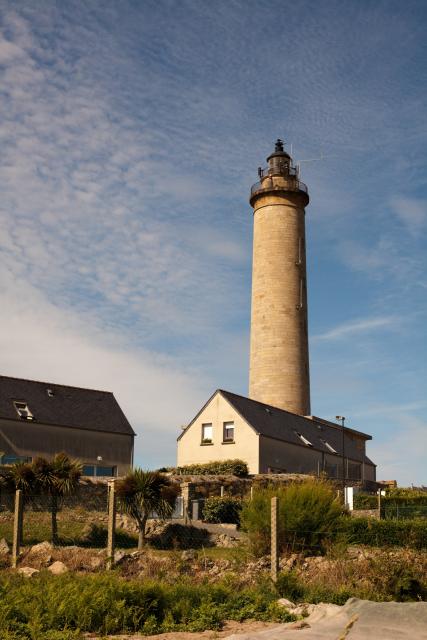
32;453;82;545
116;469;179;549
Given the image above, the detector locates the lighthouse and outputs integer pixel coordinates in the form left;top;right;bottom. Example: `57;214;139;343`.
249;139;311;416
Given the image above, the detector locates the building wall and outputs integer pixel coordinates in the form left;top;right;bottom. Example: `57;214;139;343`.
177;393;260;474
0;418;133;476
249;186;310;415
259;435;376;481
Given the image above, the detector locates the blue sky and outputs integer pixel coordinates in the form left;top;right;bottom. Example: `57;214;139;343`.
0;0;426;485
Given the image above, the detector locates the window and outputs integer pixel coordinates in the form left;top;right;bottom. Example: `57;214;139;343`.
322;440;337;454
82;465;116;477
223;421;234;442
295;431;312;446
47;389;54;397
13;401;34;420
0;454;31;465
96;466;116;477
201;423;213;443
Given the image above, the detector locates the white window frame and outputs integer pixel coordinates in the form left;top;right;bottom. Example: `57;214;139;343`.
13;401;34;421
201;423;213;443
223;421;235;442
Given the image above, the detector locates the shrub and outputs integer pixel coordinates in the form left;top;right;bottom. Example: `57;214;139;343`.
240;480;343;555
175;460;249;477
337;516;427;549
150;523;213;549
202;497;242;524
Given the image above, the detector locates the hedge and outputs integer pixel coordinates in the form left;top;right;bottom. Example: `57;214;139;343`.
202;497;242;524
338;516;427;549
175;460;249;477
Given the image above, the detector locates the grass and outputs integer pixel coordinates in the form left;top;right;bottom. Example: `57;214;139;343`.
0;511;138;548
0;572;295;638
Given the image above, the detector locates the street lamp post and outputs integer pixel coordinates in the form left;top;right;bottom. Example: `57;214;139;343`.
336;416;346;499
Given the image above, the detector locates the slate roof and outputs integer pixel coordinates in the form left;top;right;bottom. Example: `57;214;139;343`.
219;390;374;465
0;375;135;436
179;389;374;466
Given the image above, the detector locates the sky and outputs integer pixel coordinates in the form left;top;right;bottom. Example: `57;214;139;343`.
0;0;426;485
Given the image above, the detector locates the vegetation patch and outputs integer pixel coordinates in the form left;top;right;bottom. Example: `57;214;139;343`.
241;480;343;555
174;459;249;477
337;516;427;549
0;572;295;637
202;496;242;524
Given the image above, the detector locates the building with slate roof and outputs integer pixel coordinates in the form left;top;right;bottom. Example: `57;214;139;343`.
0;375;135;477
177;389;376;481
177;140;376;484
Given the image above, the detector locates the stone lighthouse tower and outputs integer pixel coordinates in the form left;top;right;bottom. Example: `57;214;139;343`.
249;139;310;415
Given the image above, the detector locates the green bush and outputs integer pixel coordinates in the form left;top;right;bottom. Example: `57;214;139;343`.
353;493;378;510
275;571;353;605
0;573;294;636
240;480;343;556
175;459;249;477
354;491;427;516
337;516;427;549
202;497;242;524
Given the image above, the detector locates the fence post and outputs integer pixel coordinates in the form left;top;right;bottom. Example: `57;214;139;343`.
12;489;23;569
271;496;279;583
107;479;116;569
377;489;382;519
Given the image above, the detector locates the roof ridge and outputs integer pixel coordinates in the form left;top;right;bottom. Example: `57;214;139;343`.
0;374;112;395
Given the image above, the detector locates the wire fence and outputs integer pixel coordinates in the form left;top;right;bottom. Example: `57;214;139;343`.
1;486;426;575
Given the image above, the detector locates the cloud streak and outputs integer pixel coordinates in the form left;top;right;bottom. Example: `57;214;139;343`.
312;316;398;342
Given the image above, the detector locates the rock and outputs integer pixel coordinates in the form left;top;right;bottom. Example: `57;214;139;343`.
181;549;196;561
89;557;103;570
292;603;317;617
18;566;39;578
0;538;10;555
113;550;126;564
215;533;239;548
277;598;296;609
30;541;53;555
47;561;68;575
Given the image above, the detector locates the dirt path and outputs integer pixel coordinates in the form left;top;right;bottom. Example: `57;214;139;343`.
87;620;283;639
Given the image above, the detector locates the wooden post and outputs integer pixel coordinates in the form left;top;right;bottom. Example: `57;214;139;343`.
271;496;279;583
220;485;224;497
377;489;382;520
12;489;23;569
107;480;116;569
250;485;254;500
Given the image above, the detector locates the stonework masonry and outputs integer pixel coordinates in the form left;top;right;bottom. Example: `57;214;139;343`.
249;147;311;416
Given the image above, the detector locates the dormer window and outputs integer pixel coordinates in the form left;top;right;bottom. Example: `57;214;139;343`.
322;440;338;454
13;401;34;421
295;431;312;447
47;389;54;397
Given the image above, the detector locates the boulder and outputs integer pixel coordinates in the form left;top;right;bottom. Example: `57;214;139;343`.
277;598;296;609
30;541;53;555
18;566;39;578
89;557;103;570
47;561;68;575
0;538;10;555
113;550;126;564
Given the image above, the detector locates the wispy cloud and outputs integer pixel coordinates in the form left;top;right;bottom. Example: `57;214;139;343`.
390;196;427;234
0;1;426;483
312;316;398;342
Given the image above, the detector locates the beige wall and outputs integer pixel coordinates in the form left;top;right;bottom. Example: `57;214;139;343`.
249;183;310;416
177;392;260;474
